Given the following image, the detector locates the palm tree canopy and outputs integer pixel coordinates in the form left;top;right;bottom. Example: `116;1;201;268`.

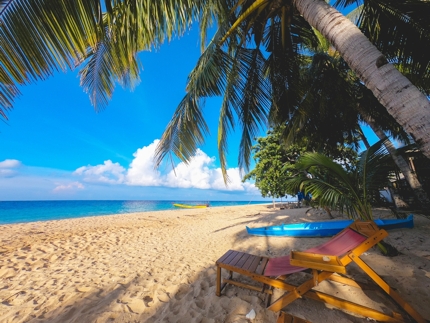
0;0;207;114
336;0;430;85
155;0;321;180
1;0;429;174
155;0;430;180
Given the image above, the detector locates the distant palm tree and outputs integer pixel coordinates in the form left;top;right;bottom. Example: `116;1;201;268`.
284;140;395;220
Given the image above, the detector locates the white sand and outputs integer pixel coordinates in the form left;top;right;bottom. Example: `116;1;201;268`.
0;204;429;322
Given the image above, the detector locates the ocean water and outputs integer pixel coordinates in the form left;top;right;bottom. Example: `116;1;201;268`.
0;200;267;225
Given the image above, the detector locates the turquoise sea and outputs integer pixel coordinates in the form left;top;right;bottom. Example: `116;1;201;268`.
0;200;268;225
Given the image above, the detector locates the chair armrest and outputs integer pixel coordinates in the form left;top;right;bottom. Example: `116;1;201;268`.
290;251;347;274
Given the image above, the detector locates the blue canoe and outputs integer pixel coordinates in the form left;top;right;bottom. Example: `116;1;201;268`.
246;214;414;237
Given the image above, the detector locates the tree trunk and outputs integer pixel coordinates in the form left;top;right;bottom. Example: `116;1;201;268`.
293;0;430;159
388;186;409;211
363;113;430;215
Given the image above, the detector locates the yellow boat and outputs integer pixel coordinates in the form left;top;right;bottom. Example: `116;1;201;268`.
173;203;209;209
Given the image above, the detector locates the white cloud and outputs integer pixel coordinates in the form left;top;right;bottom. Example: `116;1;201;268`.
164;149;214;189
0;159;22;168
0;159;22;177
74;160;126;184
73;140;257;192
53;181;85;193
126;140;162;186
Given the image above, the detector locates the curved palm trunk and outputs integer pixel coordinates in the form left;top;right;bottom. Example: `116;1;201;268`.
293;0;430;159
362;112;430;215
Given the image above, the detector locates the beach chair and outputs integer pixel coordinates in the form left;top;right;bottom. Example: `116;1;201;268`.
216;220;426;323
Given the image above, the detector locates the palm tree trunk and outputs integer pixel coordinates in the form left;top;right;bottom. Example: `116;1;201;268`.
362;113;430;215
293;0;430;159
388;186;409;213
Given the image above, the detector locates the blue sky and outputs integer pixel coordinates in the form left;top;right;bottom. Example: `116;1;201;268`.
0;27;274;201
0;24;379;202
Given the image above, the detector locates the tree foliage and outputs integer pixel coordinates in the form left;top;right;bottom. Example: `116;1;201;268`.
285;140;396;220
243;126;358;200
1;0;429;171
243;127;304;200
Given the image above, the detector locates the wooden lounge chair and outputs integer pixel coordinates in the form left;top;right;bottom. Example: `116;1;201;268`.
216;220;426;323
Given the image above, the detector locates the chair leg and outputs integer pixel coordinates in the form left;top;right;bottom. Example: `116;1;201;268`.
268;271;332;312
277;311;311;323
216;266;221;296
263;284;273;307
350;254;427;323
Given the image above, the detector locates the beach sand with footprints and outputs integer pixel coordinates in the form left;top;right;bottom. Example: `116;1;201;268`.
0;204;429;322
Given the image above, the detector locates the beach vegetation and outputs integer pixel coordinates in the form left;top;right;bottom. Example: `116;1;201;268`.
284;139;395;221
242;126;359;209
242;127;304;206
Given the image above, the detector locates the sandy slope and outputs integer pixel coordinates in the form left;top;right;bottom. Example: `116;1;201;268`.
0;204;429;323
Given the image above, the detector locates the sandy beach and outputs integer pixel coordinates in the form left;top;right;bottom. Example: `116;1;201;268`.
0;204;429;323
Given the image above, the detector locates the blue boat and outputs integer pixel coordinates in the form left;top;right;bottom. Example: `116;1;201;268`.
246;214;414;237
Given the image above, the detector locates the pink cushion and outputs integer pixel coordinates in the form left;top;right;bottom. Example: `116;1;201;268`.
264;228;367;276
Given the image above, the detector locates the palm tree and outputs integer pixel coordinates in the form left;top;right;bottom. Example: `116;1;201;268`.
292;0;430;158
357;105;430;213
154;0;430;175
1;0;430;160
284;140;395;220
279;31;430;214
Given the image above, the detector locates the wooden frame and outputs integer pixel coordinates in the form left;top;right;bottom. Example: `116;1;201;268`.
215;220;426;323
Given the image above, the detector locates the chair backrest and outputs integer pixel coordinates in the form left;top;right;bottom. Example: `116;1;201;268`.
264;227;368;277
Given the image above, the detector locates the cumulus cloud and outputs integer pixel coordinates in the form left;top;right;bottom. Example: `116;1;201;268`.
74;160;126;184
0;159;22;168
73;140;256;192
53;181;85;193
126;140;162;186
164;149;214;189
0;159;22;177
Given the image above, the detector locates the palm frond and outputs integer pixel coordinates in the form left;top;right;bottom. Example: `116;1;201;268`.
0;0;207;115
235;48;270;171
217;48;243;182
155;36;230;167
357;138;394;197
79;33;141;109
287;152;373;219
155;93;210;168
347;0;430;77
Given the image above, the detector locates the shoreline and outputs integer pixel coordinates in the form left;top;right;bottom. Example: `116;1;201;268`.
0;200;277;226
0;204;429;322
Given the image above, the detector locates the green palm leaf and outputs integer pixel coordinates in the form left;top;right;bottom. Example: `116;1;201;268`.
155;39;229;168
286;141;394;220
0;0;208;115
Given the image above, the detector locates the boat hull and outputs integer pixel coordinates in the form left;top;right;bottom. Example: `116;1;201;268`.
246;214;414;237
173;203;208;209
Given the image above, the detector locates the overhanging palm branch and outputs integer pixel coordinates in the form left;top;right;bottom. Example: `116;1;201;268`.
0;0;208;114
156;0;318;182
79;26;142;108
155;35;231;168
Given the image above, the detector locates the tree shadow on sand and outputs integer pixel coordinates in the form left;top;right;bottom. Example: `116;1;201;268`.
4;208;429;323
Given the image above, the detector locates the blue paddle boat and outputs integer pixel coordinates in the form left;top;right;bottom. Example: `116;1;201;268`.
246;214;414;237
